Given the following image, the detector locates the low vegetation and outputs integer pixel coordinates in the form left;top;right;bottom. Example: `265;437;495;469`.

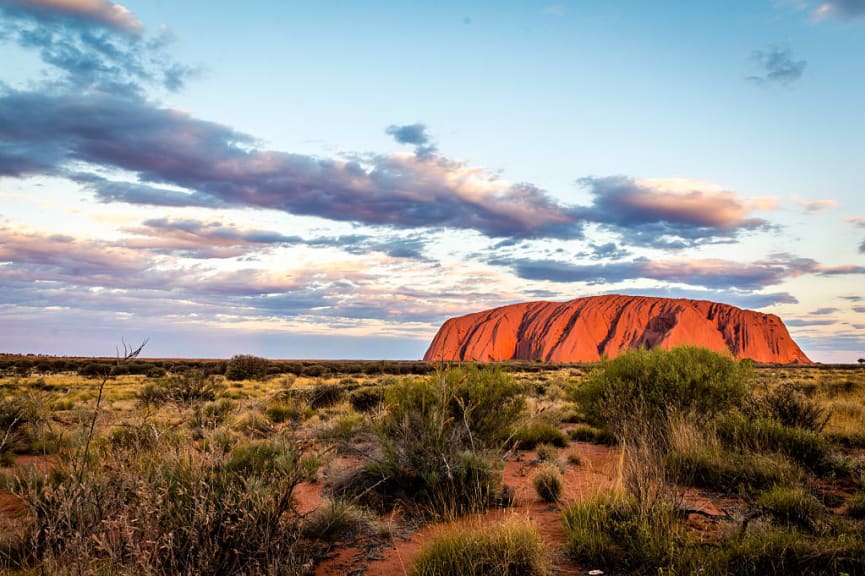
0;349;863;575
410;517;550;576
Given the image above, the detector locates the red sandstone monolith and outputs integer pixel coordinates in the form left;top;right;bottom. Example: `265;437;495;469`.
423;295;811;364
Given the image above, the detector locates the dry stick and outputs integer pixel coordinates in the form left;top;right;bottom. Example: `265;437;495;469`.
74;338;148;480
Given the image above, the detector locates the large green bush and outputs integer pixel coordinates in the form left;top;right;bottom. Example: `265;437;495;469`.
573;346;751;436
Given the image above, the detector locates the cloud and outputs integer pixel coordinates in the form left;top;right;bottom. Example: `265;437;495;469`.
0;224;488;332
785;318;838;327
491;252;865;291
0;0;142;33
814;0;865;20
0;90;582;239
794;195;838;214
601;286;799;310
748;46;807;86
576;176;776;248
0;3;196;93
386;123;437;158
845;216;865;227
861;239;865;254
120;217;433;261
122;218;304;259
810;307;839;315
0;226;171;288
854;305;865;313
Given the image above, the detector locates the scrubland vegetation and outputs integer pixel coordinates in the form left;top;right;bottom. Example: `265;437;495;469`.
1;349;864;574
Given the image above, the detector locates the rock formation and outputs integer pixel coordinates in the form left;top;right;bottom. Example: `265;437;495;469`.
424;295;811;364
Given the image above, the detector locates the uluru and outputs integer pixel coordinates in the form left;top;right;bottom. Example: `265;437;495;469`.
424;294;812;364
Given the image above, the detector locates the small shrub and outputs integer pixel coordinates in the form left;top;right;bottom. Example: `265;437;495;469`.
225;354;270;381
566;452;582;466
264;397;308;424
410;517;550;576
366;368;521;516
349;386;385;412
666;447;798;493
717;413;831;471
533;464;564;503
568;423;614;444
535;443;558;462
318;413;363;442
512;420;567;449
136;370;224;407
561;491;681;571
847;492;865;518
757;486;825;532
716;526;865;576
302;499;368;542
308;382;344;409
444;366;526;448
146;366;167;378
748;382;830;433
226;438;302;476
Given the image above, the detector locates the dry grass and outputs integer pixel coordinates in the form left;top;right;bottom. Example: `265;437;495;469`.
2;359;865;575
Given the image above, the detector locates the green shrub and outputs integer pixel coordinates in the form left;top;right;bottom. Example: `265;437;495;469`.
0;397;29;455
533;464;563;503
747;382;829;432
302;499;368;542
535;443;558;462
717;413;831;471
308;382;344;409
757;486;825;532
318;413;363;442
410;517;550;576
573;346;750;438
364;368;521;516
136;370;224;406
349;385;385;412
512;420;567;449
568;423;614;444
847;492;865;518
444;366;526;448
225;354;270;381
717;527;865;576
264;397;308;424
666;447;798;493
561;491;681;571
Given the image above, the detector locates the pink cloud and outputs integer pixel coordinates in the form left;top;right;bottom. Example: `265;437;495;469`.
2;0;142;32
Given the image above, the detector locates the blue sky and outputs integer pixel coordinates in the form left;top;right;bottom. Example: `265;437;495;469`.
1;0;863;361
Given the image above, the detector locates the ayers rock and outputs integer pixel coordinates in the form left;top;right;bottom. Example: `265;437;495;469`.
424;295;811;364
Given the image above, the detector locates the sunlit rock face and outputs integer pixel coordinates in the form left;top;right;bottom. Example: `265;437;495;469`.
424;295;812;364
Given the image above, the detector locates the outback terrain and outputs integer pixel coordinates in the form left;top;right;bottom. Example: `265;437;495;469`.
1;349;865;575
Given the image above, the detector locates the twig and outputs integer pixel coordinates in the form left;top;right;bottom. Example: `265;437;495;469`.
74;338;148;480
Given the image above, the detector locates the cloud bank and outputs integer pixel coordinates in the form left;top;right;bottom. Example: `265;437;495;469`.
576;176;776;248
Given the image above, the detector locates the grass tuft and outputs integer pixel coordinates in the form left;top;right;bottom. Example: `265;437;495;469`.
411;517;550;576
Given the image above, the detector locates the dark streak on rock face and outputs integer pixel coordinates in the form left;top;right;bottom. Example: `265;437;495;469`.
424;295;811;364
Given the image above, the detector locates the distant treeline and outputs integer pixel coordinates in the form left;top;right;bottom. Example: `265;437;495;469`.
0;353;859;378
0;355;559;378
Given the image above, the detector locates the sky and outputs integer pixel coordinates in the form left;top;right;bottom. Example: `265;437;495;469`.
0;0;863;362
